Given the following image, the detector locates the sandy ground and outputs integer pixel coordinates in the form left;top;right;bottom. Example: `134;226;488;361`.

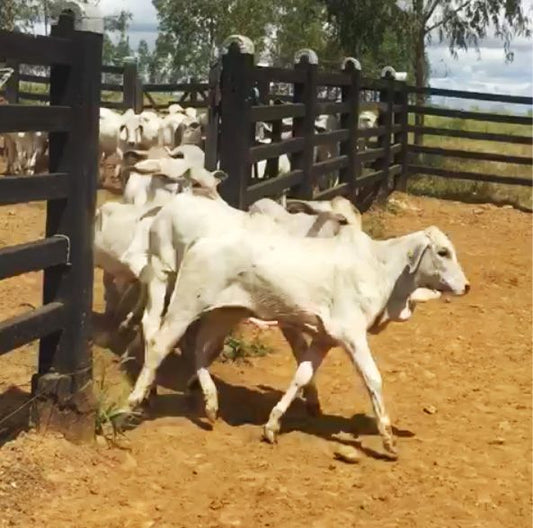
0;191;531;528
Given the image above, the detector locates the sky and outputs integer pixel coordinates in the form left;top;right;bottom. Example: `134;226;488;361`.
96;0;533;109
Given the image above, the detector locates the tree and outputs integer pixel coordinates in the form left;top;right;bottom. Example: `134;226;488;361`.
103;10;133;65
324;0;415;77
269;0;341;68
137;39;158;82
152;0;276;80
399;0;531;143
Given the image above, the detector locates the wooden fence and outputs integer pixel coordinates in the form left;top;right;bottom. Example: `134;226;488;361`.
0;15;101;441
212;39;406;211
406;86;532;187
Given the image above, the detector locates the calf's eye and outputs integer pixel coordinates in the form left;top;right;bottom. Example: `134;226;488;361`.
437;248;450;258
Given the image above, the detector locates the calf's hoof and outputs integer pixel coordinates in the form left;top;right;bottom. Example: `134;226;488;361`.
382;438;398;460
205;405;218;424
262;423;279;444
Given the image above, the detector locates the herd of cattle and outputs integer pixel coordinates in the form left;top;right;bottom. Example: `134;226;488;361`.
0;87;470;457
93;102;470;459
0;99;379;197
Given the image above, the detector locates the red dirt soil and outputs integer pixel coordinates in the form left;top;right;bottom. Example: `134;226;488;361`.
0;192;531;528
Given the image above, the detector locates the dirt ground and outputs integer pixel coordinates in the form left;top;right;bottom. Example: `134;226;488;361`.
0;191;531;528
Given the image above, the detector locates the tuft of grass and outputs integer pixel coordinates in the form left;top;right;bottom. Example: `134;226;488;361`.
220;335;271;363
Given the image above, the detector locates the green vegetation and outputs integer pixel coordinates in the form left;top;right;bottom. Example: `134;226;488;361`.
221;335;272;362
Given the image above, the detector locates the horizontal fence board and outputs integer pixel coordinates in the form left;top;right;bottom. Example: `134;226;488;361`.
0;237;69;281
407;85;533;106
408;164;532;187
18;91;49;102
0;302;65;356
0;105;71;133
408;105;533;126
313;182;350;200
143;82;208;92
101;83;124;92
102;65;124;74
19;73;49;84
246;170;304;205
253;67;306;84
311;156;348;177
358;124;403;138
313;129;349;145
250;138;304;162
0;173;68;206
409;145;532;165
407;125;533;145
360;78;388;91
251;103;306;122
316;101;351;115
389;164;402;177
101;100;125;110
316;71;351;87
358;147;386;163
0;31;72;66
355;169;387;188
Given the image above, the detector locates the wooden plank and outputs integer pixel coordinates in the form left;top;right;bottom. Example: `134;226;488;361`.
0;173;68;206
250;137;304;162
101;100;125;110
311;155;348;177
406;85;533;105
316;71;351;86
0;237;69;281
246;170;304;205
407;165;532;186
408;105;533;126
316;101;351;115
409;144;532;165
313;129;349;145
0;302;65;356
19;73;49;84
407;125;533;145
358;124;402;138
0;31;72;66
355;169;387;188
358;147;386;163
102;64;124;74
143;82;209;92
313;182;350;200
101;83;124;92
18;91;50;102
0;105;71;133
251;103;306;122
253;67;305;84
360;78;388;91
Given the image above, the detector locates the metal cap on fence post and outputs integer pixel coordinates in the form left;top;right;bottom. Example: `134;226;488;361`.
218;35;255;208
339;57;361;201
292;48;318;200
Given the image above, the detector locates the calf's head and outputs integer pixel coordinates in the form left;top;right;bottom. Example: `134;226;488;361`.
408;226;470;296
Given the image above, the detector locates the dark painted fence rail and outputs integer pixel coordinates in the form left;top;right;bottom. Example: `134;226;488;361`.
0;15;102;441
406;85;532;188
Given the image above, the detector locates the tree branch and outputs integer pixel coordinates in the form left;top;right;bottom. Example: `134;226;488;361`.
424;0;442;24
425;0;470;33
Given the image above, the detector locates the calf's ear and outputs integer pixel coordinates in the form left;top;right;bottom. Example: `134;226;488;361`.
407;240;430;274
213;170;228;184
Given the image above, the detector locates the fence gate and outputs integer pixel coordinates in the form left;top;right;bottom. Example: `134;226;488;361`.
0;14;102;442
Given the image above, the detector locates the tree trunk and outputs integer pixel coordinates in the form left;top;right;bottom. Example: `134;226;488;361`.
413;28;426;146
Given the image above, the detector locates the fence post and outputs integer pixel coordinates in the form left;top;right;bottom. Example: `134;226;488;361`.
205;60;221;171
5;58;19;104
123;56;140;113
339;57;361;201
218;35;255;209
31;13;102;443
292;48;318;200
394;78;409;192
373;66;395;201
